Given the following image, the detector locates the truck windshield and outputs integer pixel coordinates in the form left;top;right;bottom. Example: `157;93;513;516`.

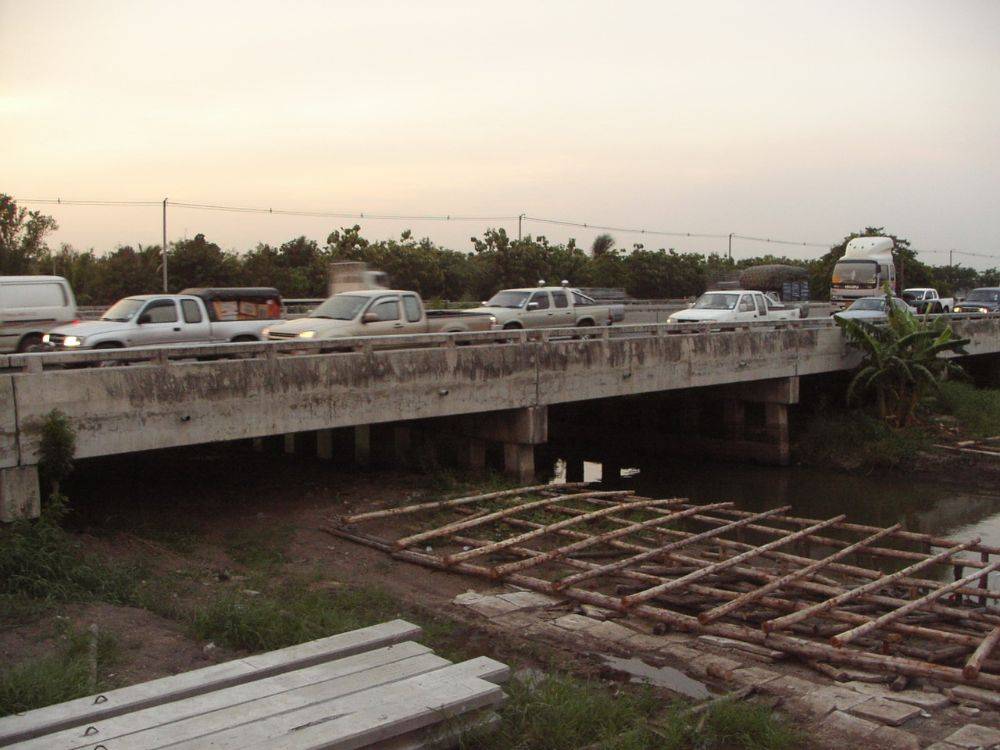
832;260;877;285
486;291;531;308
310;295;369;320
101;298;144;321
966;290;1000;303
848;298;884;311
692;293;739;310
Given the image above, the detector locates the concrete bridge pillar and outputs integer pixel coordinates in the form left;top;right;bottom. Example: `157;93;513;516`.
564;456;585;483
504;444;535;483
355;425;371;467
392;426;412;467
0;466;40;522
450;406;547;482
459;438;487;472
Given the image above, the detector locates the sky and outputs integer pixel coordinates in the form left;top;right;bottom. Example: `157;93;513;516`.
2;0;999;268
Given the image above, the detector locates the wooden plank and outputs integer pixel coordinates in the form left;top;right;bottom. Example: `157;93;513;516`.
18;643;436;750
964;625;1000;680
0;619;422;746
167;657;509;750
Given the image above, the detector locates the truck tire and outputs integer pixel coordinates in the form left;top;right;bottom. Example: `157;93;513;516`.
17;333;42;352
230;335;257;342
502;322;522;330
798;304;810;319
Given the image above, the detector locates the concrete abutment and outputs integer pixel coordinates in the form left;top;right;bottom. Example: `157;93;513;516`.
0;465;40;522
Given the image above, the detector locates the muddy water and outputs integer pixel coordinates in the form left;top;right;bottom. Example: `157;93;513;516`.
546;457;1000;584
599;654;712;698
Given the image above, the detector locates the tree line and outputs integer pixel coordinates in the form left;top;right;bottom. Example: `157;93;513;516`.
2;195;996;306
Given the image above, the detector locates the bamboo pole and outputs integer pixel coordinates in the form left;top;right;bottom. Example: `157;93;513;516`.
830;560;1000;647
511;505;1000;627
324;526;1000;690
553;506;791;591
442;497;683;566
763;540;979;634
700;505;1000;557
444;530;990;650
698;524;903;625
393;490;632;549
341;482;590;523
623;515;846;607
964;626;1000;680
488;502;733;578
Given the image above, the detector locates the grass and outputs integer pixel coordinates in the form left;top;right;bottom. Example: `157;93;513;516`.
189;581;400;651
935;381;1000;438
460;674;799;750
0;514;139;606
224;523;294;570
0;626;119;717
795;410;933;471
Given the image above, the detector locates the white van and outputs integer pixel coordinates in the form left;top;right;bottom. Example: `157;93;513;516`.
0;276;78;353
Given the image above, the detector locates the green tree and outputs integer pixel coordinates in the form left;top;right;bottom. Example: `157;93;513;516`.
837;286;969;426
591;233;615;256
168;234;240;291
0;195;59;274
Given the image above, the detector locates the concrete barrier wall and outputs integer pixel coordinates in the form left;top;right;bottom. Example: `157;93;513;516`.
5;317;999;467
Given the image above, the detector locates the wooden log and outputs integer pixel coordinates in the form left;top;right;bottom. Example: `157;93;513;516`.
763;540;980;634
699;524;902;624
442;497;684;566
393;490;632;549
552;506;792;590
341;482;589;524
964;625;1000;680
831;560;1000;647
488;501;733;577
623;515;845;607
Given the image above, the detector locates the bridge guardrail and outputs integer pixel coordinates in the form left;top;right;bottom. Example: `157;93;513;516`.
5;312;998;373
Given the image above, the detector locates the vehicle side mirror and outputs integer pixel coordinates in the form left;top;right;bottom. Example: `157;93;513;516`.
526;302;539;310
137;313;151;324
361;312;379;324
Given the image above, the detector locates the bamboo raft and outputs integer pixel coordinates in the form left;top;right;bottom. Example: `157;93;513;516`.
329;483;1000;692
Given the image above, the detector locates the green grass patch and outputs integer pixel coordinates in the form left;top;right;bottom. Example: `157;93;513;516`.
0;626;119;717
224;524;294;570
796;410;932;471
0;515;139;605
461;674;798;750
935;381;1000;438
189;582;399;652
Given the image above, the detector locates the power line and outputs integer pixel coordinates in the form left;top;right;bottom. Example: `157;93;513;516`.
13;196;1000;261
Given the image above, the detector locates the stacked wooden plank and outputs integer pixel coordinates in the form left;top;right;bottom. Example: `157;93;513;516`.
0;619;508;750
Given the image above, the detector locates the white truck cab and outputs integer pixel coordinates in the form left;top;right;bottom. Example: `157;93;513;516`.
831;237;896;308
668;290;802;325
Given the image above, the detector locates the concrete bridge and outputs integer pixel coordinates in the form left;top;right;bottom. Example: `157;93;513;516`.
2;315;998;520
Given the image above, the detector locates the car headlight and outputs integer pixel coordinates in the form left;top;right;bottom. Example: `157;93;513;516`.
63;336;82;347
261;327;270;337
488;315;497;324
42;334;51;343
298;330;316;339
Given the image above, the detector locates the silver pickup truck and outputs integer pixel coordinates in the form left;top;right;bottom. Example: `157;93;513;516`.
43;287;282;350
467;286;625;330
265;289;496;341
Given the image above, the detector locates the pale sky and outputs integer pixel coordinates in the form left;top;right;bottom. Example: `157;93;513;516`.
2;0;999;267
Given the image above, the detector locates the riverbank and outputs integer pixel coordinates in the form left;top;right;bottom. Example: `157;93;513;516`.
1;461;802;750
794;381;1000;488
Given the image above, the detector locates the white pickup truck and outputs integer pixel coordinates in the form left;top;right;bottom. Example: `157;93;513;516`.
264;289;496;341
901;288;953;314
667;290;804;325
467;286;625;330
42;288;282;350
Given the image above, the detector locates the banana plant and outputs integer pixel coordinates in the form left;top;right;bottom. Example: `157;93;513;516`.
835;286;970;426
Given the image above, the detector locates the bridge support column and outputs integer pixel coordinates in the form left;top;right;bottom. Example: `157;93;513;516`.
564;456;584;483
283;433;297;454
1;466;40;522
504;444;535;483
714;376;798;466
355;425;371;467
459;438;487;472
316;429;333;460
252;437;265;452
765;402;790;466
392;426;412;467
452;406;547;482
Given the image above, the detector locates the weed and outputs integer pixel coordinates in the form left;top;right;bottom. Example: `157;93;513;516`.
190;582;399;651
935;381;1000;438
0;626;118;717
460;674;799;750
796;410;932;471
0;516;138;604
224;524;293;570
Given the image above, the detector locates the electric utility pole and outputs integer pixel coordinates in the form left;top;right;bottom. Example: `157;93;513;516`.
162;198;169;292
